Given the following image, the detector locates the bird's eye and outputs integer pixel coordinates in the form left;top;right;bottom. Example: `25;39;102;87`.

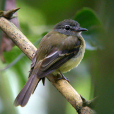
65;25;70;30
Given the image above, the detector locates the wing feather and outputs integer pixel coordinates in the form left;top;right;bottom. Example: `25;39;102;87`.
36;46;80;78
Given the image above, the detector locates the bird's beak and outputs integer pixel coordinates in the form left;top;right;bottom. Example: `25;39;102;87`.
75;28;88;32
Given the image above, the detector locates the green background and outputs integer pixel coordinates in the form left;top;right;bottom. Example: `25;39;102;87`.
0;0;114;114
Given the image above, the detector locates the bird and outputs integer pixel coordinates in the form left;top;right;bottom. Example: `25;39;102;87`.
14;19;87;107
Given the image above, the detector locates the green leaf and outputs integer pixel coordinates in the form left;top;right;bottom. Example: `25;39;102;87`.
74;8;104;50
74;7;102;28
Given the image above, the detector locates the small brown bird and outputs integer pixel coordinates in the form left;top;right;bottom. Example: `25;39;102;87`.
14;19;87;107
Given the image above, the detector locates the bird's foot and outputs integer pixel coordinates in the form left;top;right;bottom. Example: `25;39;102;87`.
58;71;70;82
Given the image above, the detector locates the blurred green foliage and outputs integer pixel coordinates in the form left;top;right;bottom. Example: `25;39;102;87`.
0;0;114;114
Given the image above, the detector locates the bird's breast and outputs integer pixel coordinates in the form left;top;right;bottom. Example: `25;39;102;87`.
58;45;85;73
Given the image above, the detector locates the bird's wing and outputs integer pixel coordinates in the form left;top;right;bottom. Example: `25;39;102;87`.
28;50;45;85
35;42;80;78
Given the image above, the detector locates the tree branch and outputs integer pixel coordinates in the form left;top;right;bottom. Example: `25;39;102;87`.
0;14;95;114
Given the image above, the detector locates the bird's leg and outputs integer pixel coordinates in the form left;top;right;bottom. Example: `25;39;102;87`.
58;70;70;82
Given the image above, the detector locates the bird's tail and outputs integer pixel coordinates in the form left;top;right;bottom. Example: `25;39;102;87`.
14;75;40;107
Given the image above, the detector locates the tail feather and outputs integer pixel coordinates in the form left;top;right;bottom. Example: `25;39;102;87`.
14;75;40;107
